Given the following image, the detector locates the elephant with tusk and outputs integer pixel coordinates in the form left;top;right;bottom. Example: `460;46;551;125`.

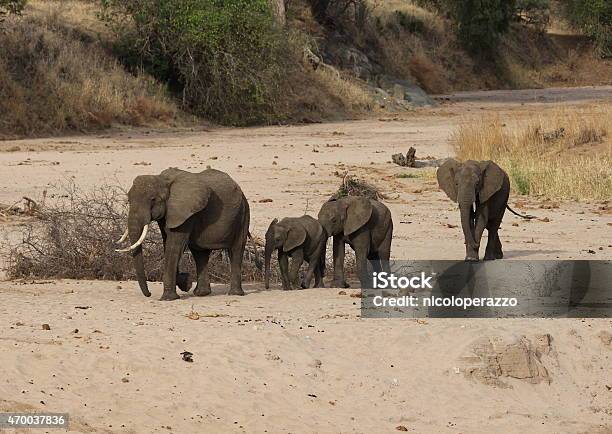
115;167;260;301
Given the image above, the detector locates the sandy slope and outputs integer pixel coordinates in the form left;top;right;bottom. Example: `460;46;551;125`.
0;88;610;433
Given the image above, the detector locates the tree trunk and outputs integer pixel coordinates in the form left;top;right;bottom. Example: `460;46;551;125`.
270;0;286;27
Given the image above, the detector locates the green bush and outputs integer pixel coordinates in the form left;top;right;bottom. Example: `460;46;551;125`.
558;0;612;57
101;0;290;125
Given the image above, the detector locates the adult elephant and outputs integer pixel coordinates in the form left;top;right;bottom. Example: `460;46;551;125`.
318;196;393;288
115;167;257;301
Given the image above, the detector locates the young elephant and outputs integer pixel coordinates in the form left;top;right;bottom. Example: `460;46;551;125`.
264;216;326;290
437;159;510;261
318;196;393;288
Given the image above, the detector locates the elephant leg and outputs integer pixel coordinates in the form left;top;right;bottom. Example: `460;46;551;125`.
161;220;191;291
161;231;189;301
369;252;382;273
301;256;320;289
351;231;371;289
469;212;487;261
278;251;291;290
314;264;325;288
484;218;503;260
495;231;503;259
228;240;246;296
483;228;497;260
289;249;304;290
332;236;349;288
192;249;212;296
378;227;392;273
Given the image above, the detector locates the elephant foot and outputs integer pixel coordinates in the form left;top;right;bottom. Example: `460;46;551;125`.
177;273;193;292
228;287;245;296
464;256;479;262
495;251;504;259
483;252;496;261
333;280;350;289
193;286;212;297
160;291;180;301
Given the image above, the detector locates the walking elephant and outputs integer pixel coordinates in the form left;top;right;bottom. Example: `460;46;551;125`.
264;215;326;290
318;196;393;288
437;159;532;262
115;167;258;301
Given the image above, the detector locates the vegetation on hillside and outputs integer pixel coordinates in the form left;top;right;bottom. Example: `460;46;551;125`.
0;0;609;136
0;1;178;138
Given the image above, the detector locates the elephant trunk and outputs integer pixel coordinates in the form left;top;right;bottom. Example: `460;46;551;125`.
459;188;477;247
264;235;274;290
128;215;151;297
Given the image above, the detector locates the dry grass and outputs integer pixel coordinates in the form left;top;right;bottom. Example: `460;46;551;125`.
453;106;612;201
0;1;179;138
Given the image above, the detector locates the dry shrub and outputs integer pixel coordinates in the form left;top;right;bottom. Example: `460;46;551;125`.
0;2;178;138
308;66;375;113
360;1;477;93
332;172;385;200
407;44;449;94
5;183;265;283
453;106;612;200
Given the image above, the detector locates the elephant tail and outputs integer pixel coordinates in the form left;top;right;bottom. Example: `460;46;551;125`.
248;232;263;270
506;204;536;220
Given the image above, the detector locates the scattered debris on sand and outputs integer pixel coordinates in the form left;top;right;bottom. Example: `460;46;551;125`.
181;351;194;363
392;147;449;168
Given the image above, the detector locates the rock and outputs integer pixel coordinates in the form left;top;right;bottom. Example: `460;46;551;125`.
325;43;380;81
376;75;435;107
460;335;553;387
42;324;51;330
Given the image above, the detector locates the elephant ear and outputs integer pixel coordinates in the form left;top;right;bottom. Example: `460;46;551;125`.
437;159;460;202
283;223;307;252
160;167;187;184
478;161;505;203
344;197;373;236
166;173;211;229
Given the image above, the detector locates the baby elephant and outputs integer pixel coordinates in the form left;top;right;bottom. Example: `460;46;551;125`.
318;196;393;288
437;159;511;261
264;216;327;290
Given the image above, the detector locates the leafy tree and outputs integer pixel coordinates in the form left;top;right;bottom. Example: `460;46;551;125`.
558;0;611;57
449;0;516;55
100;0;289;125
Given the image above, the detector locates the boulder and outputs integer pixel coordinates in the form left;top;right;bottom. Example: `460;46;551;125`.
460;334;553;387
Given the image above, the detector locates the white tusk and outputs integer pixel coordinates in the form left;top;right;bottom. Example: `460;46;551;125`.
116;228;129;244
472;202;476;214
115;225;149;253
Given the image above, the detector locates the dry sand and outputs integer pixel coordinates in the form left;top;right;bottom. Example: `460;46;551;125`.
0;87;610;433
